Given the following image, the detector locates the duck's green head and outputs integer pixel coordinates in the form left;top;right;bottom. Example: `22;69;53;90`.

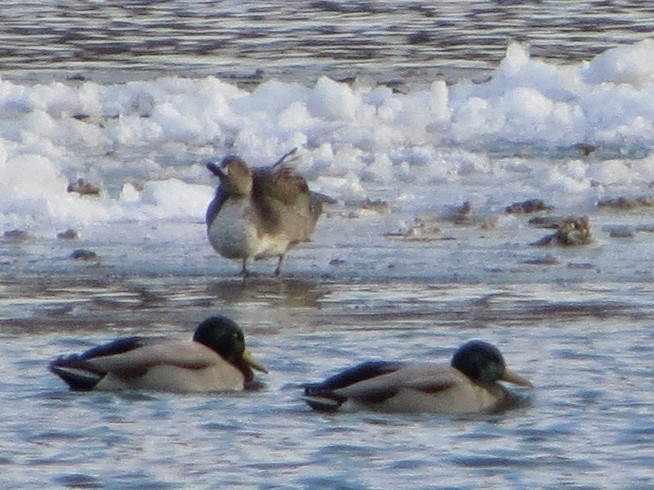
451;340;531;386
194;316;268;373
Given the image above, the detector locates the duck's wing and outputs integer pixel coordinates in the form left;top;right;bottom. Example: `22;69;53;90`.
253;164;308;206
50;339;219;390
330;364;460;404
306;361;405;391
80;336;166;359
303;361;405;411
82;341;218;376
252;164;321;239
49;336;161;390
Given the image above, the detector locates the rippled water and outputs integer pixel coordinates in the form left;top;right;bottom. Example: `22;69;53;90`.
2;275;654;488
2;164;654;489
2;0;654;86
2;1;654;488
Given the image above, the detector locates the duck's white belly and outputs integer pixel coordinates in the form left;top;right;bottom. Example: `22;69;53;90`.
207;201;290;259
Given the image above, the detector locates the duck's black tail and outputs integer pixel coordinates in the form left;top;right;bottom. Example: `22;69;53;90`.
302;361;404;412
49;356;105;391
302;385;346;412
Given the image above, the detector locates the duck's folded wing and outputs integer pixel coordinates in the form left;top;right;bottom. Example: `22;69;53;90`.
84;341;218;378
79;336;165;359
254;164;309;206
305;361;404;392
333;364;460;402
303;361;404;410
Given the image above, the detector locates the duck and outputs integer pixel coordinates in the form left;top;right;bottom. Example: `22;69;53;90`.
302;340;532;414
205;149;324;276
49;315;268;393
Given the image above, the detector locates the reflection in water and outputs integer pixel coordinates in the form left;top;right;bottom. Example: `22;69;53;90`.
0;272;332;334
206;276;327;309
0;271;648;335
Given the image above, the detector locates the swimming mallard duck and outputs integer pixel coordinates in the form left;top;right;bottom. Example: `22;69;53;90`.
49;315;268;393
205;149;324;276
302;340;532;413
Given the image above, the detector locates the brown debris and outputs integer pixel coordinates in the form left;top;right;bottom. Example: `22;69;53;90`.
602;224;635;239
384;215;441;241
597;196;654;210
505;198;553;214
450;200;472;224
528;216;570;229
573;143;597;157
57;229;80;240
67;178;102;196
522;254;560;265
359;199;392;215
3;229;32;242
328;258;346;267
531;216;592;247
70;249;98;261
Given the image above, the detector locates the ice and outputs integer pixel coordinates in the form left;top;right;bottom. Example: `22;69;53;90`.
582;38;654;85
1;39;654;240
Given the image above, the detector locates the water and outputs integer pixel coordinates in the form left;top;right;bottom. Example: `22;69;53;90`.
3;278;654;488
2;1;654;488
3;0;654;86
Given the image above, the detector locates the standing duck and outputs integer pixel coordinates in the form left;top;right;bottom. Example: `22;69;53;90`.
49;315;268;393
206;149;323;276
302;340;532;414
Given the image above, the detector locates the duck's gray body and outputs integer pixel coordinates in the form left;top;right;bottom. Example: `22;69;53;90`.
49;316;268;393
303;341;532;414
206;154;323;275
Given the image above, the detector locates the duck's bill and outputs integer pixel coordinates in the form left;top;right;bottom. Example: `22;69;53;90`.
242;349;268;374
206;162;226;178
501;368;533;387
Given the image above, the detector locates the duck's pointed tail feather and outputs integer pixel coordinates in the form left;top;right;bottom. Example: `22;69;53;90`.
49;357;105;391
302;383;349;412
